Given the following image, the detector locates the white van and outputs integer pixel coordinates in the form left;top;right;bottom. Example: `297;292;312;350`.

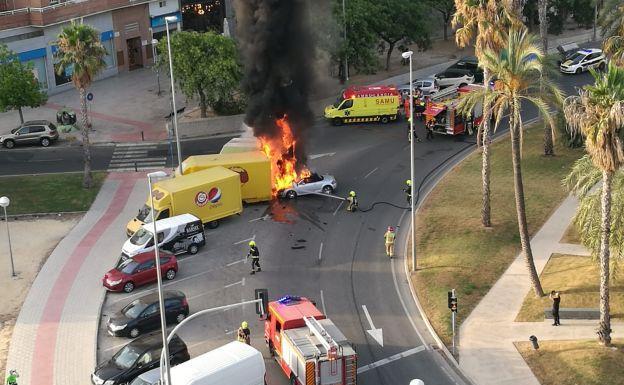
129;341;265;385
122;214;205;259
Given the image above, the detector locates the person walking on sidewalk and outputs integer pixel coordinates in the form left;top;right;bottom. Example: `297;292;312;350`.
550;290;561;326
6;370;18;385
384;226;396;258
247;241;261;274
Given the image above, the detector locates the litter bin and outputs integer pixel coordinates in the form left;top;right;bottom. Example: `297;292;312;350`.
56;108;76;125
529;335;539;350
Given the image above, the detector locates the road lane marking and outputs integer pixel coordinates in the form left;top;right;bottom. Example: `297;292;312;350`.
234;235;255;245
356;346;426;374
320;290;327;315
362;305;383;347
226;258;246;266
102;340;134;352
318;242;323;262
332;201;344;216
30;158;63;162
249;214;270;223
224;279;244;289
309;152;336;160
363;167;378;179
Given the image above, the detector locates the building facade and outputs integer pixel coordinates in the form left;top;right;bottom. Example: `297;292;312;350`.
0;0;181;94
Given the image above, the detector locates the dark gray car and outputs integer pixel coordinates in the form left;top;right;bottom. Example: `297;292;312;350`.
0;120;59;148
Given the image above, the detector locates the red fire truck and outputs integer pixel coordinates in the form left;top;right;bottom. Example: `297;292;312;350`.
264;295;357;385
423;84;484;136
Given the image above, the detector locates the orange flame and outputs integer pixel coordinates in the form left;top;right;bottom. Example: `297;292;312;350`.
259;116;310;195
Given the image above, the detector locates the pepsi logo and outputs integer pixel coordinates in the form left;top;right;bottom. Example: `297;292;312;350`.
208;187;222;203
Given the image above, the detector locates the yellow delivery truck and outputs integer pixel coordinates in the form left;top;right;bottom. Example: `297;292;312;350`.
177;151;272;204
126;167;242;236
220;137;261;154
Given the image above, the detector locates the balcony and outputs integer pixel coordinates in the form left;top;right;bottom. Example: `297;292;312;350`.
0;0;151;29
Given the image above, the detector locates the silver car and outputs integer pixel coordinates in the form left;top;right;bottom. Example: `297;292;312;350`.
0;120;59;148
280;172;338;199
398;77;440;97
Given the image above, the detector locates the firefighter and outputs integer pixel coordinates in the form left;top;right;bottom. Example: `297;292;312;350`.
426;118;435;140
6;370;18;385
403;179;412;205
384;226;396;258
407;117;421;143
346;191;358;212
237;321;251;344
247;241;261;274
414;95;426;121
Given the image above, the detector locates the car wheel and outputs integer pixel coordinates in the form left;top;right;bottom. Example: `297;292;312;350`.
459;83;467;88
206;220;219;229
599;62;606;71
123;281;135;293
380;115;390;124
165;269;176;280
129;328;140;338
575;68;582;74
4;140;15;149
332;117;343;126
40;137;51;147
188;244;199;255
176;313;186;323
322;185;334;194
286;190;297;199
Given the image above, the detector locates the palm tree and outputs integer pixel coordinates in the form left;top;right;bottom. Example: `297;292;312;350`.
459;26;564;297
56;22;107;188
538;0;548;53
563;63;624;345
600;0;624;65
452;0;521;227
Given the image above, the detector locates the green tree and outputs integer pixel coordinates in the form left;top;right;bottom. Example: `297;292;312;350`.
453;0;521;228
157;31;242;118
571;0;595;27
0;44;47;124
563;63;624;345
425;0;456;41
459;26;564;297
600;0;624;65
56;22;107;189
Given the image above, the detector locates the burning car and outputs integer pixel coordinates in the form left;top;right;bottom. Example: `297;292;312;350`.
279;172;337;199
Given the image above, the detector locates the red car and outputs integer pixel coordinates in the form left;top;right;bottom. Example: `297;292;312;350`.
103;251;178;293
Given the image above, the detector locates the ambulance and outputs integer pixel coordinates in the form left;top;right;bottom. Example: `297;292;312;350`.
324;85;400;126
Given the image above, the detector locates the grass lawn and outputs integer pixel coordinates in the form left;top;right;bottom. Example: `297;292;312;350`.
516;339;624;385
560;222;581;244
0;172;107;215
515;254;624;321
412;124;583;345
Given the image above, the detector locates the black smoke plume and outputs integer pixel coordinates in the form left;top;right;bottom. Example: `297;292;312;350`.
234;0;315;167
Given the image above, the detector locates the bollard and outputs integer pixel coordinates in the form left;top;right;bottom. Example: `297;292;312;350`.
134;162;138;172
141;131;145;141
529;335;539;350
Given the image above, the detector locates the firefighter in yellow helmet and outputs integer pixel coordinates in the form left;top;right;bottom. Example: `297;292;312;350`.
384;226;397;258
247;241;261;274
407;116;421;143
237;321;251;345
403;179;412;205
346;190;358;212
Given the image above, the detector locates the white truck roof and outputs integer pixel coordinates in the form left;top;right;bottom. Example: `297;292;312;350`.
141;213;200;233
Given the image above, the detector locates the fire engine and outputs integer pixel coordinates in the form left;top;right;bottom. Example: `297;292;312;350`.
265;295;357;385
423;84;484;136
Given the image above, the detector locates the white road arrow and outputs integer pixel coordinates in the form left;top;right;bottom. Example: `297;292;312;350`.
362;305;384;347
309;152;336;160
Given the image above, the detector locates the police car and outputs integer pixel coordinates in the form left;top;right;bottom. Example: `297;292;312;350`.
559;48;607;74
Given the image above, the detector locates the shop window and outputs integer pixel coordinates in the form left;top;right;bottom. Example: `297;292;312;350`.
54;61;73;87
102;39;115;69
24;57;48;89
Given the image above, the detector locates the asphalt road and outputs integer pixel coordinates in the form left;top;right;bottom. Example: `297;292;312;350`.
4;69;594;385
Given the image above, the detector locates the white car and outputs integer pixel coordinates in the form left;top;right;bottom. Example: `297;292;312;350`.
434;68;475;88
560;48;606;74
398;77;440;97
280;172;337;199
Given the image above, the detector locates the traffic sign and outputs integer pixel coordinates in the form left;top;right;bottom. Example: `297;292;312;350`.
87;92;94;101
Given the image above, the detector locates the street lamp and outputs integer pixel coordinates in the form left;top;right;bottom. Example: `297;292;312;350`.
147;171;172;385
401;50;416;271
0;196;16;277
342;0;348;81
151;37;161;96
164;15;184;175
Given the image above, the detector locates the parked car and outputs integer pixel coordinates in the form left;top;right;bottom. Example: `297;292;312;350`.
0;120;59;149
107;290;189;338
280;172;337;199
559;48;607;74
446;56;484;83
433;68;475;88
398;77;440;97
556;42;581;65
91;332;190;385
103;250;178;293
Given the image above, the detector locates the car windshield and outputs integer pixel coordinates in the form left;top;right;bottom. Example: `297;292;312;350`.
112;344;142;369
333;96;344;108
130;228;153;246
567;52;585;64
116;259;139;274
137;204;153;222
122;299;149;319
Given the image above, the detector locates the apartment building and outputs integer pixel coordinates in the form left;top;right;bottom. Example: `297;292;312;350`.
0;0;182;93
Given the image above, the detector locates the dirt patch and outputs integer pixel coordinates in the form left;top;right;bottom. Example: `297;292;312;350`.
0;215;81;376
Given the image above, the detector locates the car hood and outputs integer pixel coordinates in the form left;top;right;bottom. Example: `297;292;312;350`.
108;313;132;326
94;360;126;381
104;269;125;282
122;239;145;257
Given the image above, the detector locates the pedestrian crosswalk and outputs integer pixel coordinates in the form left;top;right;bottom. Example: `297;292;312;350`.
108;142;167;172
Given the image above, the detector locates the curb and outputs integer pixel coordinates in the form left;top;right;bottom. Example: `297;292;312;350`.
2;211;87;220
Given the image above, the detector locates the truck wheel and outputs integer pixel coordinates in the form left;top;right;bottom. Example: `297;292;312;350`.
332;117;343;126
380;115;389;124
206;220;219;229
286;190;297;199
188;244;199;255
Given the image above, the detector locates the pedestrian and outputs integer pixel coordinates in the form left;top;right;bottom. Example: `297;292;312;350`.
550;290;561;326
237;321;251;345
384;226;396;258
407;117;421;143
6;370;18;385
247;241;261;274
426;119;434;140
403;180;412;205
346;191;358;212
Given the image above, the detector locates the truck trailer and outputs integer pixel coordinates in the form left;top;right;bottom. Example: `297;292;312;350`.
126;167;243;236
265;295;357;385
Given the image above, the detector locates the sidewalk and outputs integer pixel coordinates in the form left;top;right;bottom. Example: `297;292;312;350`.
459;195;623;385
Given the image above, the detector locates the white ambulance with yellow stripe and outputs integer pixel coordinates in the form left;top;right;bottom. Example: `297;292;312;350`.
324;85;400;126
